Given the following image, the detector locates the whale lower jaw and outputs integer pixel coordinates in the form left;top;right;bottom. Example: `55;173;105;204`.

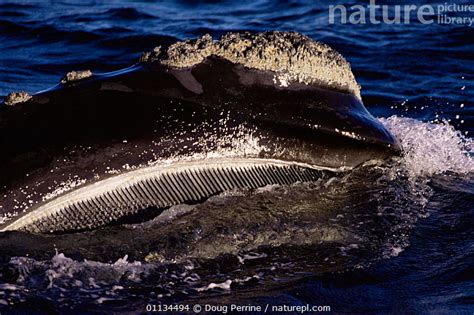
0;158;338;234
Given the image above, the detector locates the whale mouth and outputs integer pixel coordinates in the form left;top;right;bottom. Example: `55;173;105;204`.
0;158;334;233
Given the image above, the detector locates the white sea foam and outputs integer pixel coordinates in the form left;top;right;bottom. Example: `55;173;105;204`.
380;116;473;176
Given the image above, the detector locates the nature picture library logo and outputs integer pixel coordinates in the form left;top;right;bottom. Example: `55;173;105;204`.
329;0;474;26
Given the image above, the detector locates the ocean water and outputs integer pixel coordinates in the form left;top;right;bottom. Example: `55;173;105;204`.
0;0;473;313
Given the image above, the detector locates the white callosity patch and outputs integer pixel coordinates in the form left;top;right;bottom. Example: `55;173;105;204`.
139;46;161;62
380;116;473;176
152;32;361;98
61;70;92;84
4;91;32;106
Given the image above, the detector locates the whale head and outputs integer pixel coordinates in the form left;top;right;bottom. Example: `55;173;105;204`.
0;31;399;233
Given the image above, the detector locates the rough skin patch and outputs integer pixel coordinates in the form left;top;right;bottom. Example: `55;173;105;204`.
61;70;93;84
144;32;361;98
4;91;32;106
140;46;161;62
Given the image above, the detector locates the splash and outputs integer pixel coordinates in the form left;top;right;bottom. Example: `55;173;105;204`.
380;116;473;176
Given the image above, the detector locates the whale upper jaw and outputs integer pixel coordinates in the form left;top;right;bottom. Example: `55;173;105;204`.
0;32;400;233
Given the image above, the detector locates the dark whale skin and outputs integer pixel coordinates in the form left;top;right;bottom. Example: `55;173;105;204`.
0;56;399;231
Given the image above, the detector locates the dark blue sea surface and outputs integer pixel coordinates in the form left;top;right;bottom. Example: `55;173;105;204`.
0;0;473;313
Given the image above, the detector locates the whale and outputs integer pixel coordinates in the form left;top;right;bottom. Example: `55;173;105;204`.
0;31;399;233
